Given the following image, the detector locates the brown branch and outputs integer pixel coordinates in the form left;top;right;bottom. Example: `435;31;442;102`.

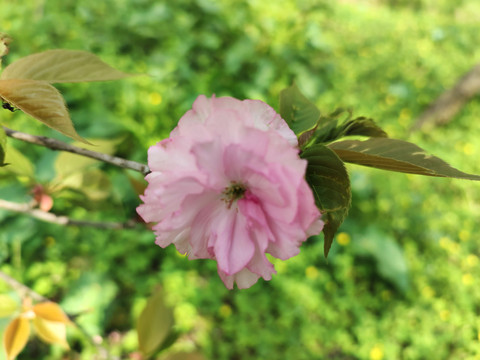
3;126;150;175
0;270;47;302
0;199;138;229
411;62;480;131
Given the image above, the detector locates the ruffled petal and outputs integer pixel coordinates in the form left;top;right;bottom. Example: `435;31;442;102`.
218;267;261;290
137;95;323;290
213;209;255;275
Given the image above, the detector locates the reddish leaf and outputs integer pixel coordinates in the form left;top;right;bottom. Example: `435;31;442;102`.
32;185;54;211
38;194;53;212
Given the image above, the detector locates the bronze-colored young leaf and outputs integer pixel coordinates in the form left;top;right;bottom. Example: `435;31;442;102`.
329;138;480;180
0;79;87;143
32;302;70;323
301;144;351;256
0;49;133;83
137;287;174;357
3;317;30;360
314;111;387;145
0;294;18;318
341;117;388;138
32;317;69;349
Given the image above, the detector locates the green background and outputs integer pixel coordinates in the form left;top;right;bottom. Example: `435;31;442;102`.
1;0;480;359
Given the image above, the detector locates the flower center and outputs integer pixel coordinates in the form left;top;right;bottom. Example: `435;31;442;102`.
222;181;247;208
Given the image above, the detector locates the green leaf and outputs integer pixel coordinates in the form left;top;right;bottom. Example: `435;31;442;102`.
279;84;321;136
0;294;18;318
0;126;6;166
54;169;111;201
53;139;116;199
0;49;133;83
340;117;388;138
60;272;118;336
314;110;387;144
54;138;121;178
0;33;12;69
137;287;174;357
0;79;87;143
301;144;351;256
312;116;340;144
352;228;409;292
3;144;35;179
329;138;480;180
162;352;206;360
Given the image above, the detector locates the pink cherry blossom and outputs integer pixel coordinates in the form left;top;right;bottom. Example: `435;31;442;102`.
137;95;323;289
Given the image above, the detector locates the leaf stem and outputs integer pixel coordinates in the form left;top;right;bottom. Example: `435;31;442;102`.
3;126;150;175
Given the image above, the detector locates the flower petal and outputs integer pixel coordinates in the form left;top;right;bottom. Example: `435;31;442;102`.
137;95;322;289
213;209;255;275
218;267;261;290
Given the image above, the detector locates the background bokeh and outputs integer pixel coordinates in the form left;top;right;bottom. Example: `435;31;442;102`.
1;0;480;359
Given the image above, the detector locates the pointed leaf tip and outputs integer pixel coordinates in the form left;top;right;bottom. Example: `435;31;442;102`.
0;79;88;143
329;138;480;180
3;317;30;360
341;117;388;138
3;143;36;178
0;49;133;83
312;109;388;145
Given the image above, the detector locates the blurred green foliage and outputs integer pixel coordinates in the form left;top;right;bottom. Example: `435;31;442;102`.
1;0;480;359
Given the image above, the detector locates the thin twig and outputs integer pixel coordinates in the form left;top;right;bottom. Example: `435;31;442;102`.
0;270;47;302
3;126;150;175
0;199;138;229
